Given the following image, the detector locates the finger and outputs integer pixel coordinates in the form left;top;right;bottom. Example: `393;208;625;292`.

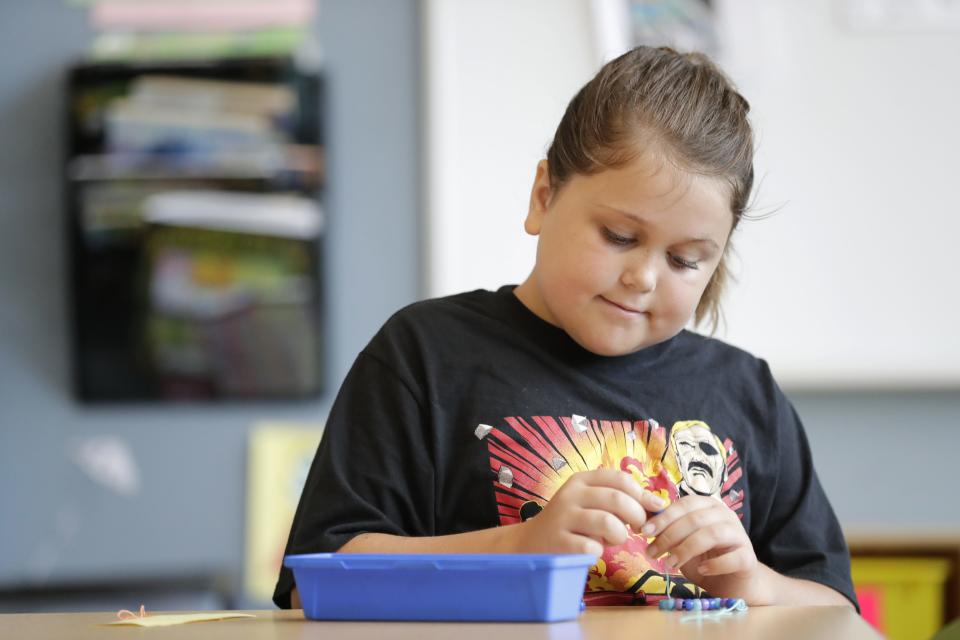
638;490;668;514
640;495;718;538
558;531;605;558
646;504;729;557
696;548;756;577
571;508;631;547
663;523;745;570
581;469;667;515
578;487;649;530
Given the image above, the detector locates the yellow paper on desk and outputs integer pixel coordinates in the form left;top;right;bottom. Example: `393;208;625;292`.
107;612;256;627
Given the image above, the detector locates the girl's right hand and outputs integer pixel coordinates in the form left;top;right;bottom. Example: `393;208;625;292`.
508;468;665;557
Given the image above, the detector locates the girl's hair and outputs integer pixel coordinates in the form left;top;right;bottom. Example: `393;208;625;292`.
546;46;754;333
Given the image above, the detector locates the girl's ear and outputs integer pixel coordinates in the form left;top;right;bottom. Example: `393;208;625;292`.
524;159;552;236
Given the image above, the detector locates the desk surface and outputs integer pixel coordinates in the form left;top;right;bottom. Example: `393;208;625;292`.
0;607;881;640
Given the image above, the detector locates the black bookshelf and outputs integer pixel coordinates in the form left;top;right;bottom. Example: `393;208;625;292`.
64;57;324;402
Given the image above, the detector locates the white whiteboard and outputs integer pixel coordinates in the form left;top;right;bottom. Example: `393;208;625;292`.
424;0;960;389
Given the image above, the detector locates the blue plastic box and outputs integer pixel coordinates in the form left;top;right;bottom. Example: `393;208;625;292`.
284;553;595;622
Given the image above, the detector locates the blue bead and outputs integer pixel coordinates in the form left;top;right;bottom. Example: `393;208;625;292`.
723;597;737;608
682;599;695;610
659;599;674;610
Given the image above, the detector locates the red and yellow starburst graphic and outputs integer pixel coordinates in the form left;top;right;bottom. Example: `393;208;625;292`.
484;415;742;599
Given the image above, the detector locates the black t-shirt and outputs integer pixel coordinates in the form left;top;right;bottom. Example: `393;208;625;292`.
274;286;857;608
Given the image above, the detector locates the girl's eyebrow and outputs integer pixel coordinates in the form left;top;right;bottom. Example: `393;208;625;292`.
682;237;721;250
600;204;721;250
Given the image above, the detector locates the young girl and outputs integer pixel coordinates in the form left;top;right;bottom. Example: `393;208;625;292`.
275;46;856;609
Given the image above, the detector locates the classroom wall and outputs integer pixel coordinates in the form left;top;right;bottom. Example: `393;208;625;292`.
717;0;960;388
0;0;421;608
425;0;960;390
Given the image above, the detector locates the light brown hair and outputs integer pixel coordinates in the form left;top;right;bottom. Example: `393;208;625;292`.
546;46;754;333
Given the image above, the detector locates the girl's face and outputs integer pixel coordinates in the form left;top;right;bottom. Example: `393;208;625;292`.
514;154;733;357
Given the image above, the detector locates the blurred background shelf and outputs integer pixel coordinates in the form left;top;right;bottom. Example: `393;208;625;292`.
65;56;325;402
847;529;960;640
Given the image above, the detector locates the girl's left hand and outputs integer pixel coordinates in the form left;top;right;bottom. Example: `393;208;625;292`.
642;495;762;601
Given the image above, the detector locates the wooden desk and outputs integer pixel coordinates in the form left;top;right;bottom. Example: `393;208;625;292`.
0;607;881;639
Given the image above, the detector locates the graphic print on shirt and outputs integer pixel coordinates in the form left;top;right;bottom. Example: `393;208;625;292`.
479;415;744;601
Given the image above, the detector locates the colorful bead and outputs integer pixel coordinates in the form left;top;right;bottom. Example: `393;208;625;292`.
659;596;747;612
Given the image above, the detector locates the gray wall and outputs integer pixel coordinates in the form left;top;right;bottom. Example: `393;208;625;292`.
0;0;421;608
794;391;960;528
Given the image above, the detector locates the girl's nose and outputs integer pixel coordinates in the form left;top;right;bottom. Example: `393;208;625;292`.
620;252;657;293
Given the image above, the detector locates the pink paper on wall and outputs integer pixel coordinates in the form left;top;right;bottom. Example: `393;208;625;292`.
91;0;315;32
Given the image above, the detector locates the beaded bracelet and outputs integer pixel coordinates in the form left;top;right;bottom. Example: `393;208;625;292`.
658;597;747;611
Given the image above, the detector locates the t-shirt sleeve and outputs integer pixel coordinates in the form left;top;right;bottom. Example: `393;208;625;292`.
750;367;859;609
272;351;434;609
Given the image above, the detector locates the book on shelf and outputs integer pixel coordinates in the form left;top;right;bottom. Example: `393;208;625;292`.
140;191;324;398
72;0;319;63
90;0;316;33
126;75;296;119
89;28;312;62
69;146;322;184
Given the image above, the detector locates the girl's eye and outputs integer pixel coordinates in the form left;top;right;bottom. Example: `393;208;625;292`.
670;254;700;270
601;227;633;246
